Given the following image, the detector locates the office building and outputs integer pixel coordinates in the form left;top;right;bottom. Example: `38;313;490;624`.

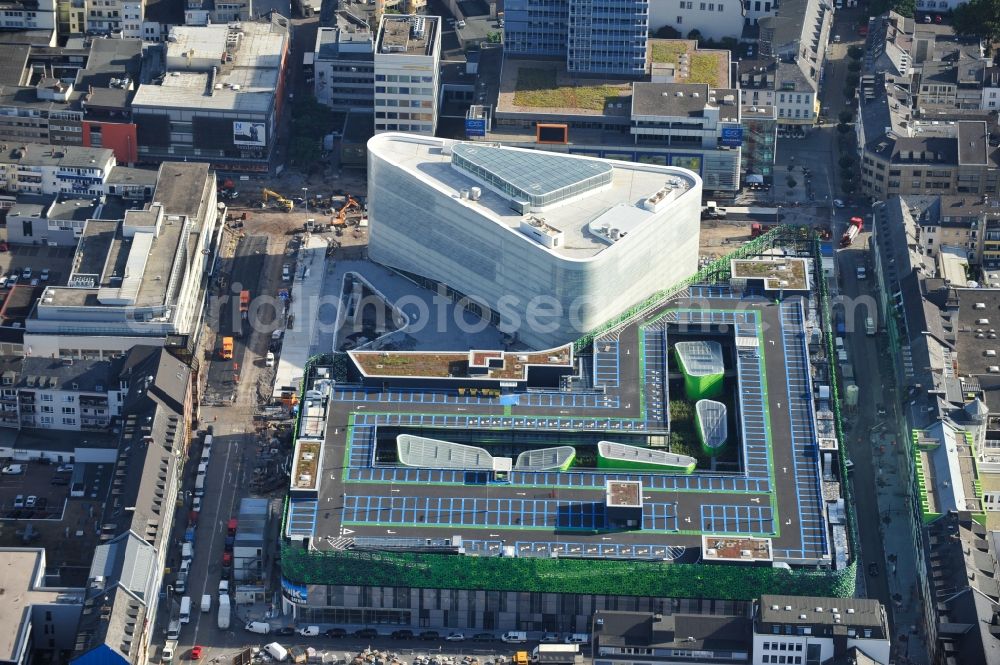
313;14;374;111
367;133;701;348
752;596;891;665
0;548;83;665
504;0;647;76
373;15;440;135
491;46;743;194
24;162;222;357
0;39;142;163
130;18;290;173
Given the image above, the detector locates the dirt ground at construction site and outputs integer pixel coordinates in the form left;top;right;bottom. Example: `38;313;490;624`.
698;220;759;260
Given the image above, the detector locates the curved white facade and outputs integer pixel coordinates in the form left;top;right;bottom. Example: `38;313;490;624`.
367;133;702;348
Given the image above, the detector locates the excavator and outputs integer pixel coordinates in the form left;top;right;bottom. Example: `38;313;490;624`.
332;196;361;231
261;188;294;212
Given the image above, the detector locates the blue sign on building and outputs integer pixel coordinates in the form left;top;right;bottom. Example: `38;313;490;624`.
720;126;743;147
465;118;487;138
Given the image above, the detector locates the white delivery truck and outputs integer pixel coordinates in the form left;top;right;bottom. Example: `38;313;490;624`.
502;631;528;643
263;642;289;662
218;595;231;630
162;639;177;663
532;645;580;659
179;596;191;624
201;594;212;613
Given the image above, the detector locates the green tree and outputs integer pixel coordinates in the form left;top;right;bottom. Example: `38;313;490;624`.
487;31;502;43
953;0;1000;43
787;176;798;189
687;29;703;41
839;155;856;169
847;45;865;60
847;60;862;73
654;25;681;38
838;110;854;124
837;123;852;134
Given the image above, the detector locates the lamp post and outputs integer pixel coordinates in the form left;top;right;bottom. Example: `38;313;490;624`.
302;187;308;212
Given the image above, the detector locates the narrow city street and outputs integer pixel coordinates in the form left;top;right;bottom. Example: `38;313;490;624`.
837;244;929;665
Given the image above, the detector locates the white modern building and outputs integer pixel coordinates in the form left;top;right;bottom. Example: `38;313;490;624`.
650;1;745;42
374;15;441;135
367;133;702;348
24;162;222;358
752;595;891;665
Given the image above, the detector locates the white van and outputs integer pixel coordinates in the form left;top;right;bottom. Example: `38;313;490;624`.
194;474;205;497
179;596;191;624
245;621;271;635
501;631;527;643
263;643;288;662
197;461;208;477
201;594;212;613
181;542;193;562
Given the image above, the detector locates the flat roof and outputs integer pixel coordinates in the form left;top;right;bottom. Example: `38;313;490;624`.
731;257;810;291
376;15;437;56
0;549;79;663
368;133;699;260
132;19;287;114
284;287;831;573
350;346;572;380
497;60;632;116
674;341;724;376
647;39;731;89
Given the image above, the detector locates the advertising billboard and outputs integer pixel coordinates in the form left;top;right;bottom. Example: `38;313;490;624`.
465;117;487;137
720;125;744;147
281;577;308;605
233;121;266;147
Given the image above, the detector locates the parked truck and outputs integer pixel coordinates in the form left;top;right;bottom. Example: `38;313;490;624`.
220;336;234;359
239;290;250;318
840;216;864;247
218;595;231;630
865;316;876;336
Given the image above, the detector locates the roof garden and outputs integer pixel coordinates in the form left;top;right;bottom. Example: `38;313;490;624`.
648;39;730;89
701;536;773;562
291;439;323;492
731;257;810;291
500;61;632;114
350;346;573;381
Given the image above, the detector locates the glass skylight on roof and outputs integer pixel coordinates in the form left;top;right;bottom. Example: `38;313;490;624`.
451;143;612;208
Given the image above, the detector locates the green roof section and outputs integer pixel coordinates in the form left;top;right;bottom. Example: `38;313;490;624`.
280;548;857;601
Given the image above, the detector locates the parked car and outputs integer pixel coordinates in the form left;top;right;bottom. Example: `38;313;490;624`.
355;628;379;639
445;632;466;642
190;645;203;660
473;633;495;642
419;630;440;641
56;464;73;473
868;562;879;576
297;626;320;637
50;476;69;486
24;496;36;508
391;630;414;640
540;633;560;643
274;627;295;636
2;464;24;474
35;497;47;509
265;352;275;367
833;199;845;208
325;628;347;638
40;268;49;281
20;267;30;279
13;495;24;508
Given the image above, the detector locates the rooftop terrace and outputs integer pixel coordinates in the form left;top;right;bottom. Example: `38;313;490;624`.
648;39;731;89
350;346;573;380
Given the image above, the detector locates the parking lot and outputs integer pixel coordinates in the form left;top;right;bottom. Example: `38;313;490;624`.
0;241;75;288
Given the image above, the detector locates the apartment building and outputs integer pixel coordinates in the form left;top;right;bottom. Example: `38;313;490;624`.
592;610;751;665
313;14;374;111
754;0;832;133
0;144;115;198
130;19;289;173
650;0;745;43
0;0;57;31
857;78;1000;199
0;356;122;431
70;346;192;665
373;15;440;135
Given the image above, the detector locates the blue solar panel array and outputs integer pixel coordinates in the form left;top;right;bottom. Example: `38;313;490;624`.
775;300;828;561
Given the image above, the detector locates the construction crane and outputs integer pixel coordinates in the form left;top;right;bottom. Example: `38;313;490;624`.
261;188;294;212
